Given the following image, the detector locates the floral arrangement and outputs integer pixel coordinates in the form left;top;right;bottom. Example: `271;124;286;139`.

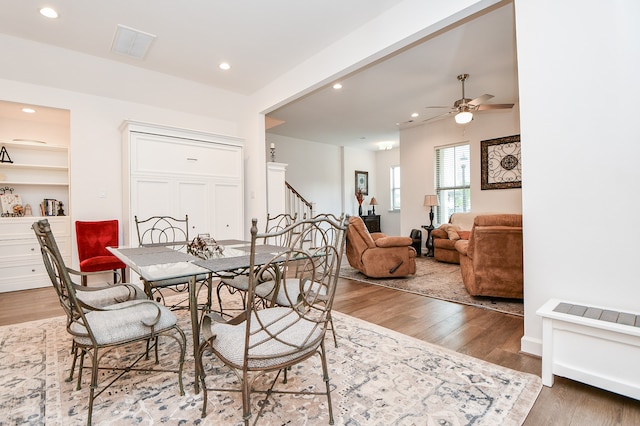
355;188;364;205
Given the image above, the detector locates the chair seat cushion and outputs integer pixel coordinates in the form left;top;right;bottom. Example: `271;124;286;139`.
254;278;326;307
76;283;146;308
79;255;125;272
70;299;177;346
208;307;323;369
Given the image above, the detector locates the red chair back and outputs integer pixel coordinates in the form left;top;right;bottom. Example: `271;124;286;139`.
76;220;120;262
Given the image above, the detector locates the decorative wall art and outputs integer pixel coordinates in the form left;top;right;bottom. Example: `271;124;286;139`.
355;170;369;195
481;134;522;190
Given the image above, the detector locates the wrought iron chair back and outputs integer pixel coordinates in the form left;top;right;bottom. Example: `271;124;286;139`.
134;215;190;248
216;212;298;315
33;219;186;425
198;213;348;425
263;212;297;246
133;215;212;310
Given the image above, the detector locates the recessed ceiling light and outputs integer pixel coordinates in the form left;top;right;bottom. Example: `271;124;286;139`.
219;62;231;70
411;112;419;118
40;7;58;19
333;83;343;90
22;108;36;114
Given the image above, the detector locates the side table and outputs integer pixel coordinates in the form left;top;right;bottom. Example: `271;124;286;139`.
421;225;434;257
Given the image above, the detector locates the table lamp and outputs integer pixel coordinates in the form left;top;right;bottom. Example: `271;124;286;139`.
423;195;438;229
369;197;378;214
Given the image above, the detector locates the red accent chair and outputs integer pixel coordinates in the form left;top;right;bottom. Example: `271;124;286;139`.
75;220;126;286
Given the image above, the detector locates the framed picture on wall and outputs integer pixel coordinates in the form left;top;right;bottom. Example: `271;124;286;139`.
355;170;369;195
481;134;522;190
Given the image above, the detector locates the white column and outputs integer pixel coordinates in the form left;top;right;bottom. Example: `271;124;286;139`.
266;162;287;216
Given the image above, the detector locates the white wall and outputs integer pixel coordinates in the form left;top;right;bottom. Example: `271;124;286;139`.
515;0;640;355
265;134;343;217
400;107;522;238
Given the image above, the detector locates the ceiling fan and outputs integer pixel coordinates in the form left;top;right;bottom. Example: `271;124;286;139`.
425;73;514;124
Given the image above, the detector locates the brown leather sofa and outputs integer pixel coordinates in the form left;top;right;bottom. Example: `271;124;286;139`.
431;212;478;263
454;214;523;299
346;216;416;278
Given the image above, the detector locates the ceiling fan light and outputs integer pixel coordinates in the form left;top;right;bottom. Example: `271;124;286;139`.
455;111;473;124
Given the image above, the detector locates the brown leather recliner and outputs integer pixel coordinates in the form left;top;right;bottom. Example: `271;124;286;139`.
346;216;416;278
454;214;523;299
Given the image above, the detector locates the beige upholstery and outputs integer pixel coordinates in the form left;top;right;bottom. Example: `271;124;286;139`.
346;216;416;278
454;214;523;299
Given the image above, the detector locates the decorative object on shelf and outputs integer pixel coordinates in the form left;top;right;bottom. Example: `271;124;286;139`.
269;142;276;162
0;146;13;163
481;134;521;190
24;204;33;216
355;170;368;195
0;187;24;217
41;198;61;216
369;197;378;215
355;188;364;216
423;195;439;229
187;233;224;260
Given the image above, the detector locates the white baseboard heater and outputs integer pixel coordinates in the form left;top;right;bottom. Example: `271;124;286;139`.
537;298;640;400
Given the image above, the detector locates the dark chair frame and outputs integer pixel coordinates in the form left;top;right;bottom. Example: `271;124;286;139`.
197;214;348;425
134;215;213;312
33;219;186;425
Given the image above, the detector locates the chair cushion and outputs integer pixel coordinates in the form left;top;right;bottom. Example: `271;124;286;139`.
76;283;146;308
79;255;125;272
254;278;327;307
71;299;177;346
207;307;323;369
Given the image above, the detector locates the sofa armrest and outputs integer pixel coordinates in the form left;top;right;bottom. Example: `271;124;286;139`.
371;232;387;241
454;239;469;257
431;228;447;239
375;236;413;248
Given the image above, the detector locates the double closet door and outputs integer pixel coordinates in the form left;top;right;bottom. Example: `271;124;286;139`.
122;121;244;246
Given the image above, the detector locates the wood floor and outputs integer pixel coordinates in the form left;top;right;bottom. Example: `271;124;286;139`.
2;278;640;425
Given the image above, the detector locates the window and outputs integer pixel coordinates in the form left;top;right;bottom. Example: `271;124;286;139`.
435;144;470;224
390;165;400;210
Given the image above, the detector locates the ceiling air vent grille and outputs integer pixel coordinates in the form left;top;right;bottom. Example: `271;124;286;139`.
110;24;156;59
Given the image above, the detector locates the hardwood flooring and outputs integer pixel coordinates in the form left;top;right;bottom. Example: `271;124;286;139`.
2;278;639;425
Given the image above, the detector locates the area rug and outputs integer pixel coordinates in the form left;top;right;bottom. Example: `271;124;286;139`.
1;304;541;425
340;256;524;316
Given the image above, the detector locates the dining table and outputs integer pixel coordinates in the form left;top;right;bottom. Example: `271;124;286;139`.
107;239;288;393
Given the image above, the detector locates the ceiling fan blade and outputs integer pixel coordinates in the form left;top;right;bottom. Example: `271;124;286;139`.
423;111;455;122
425;106;453;109
468;94;493;106
476;103;514;110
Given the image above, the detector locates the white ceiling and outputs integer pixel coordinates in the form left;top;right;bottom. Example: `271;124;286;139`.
0;0;518;150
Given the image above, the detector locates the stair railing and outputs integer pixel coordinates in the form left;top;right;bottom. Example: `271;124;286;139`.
285;181;313;220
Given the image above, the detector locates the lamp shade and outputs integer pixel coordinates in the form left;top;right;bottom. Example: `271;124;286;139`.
423;195;438;207
455;110;473;124
369;197;378;206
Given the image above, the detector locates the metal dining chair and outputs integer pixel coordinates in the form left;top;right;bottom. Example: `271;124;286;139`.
197;214;348;425
216;212;297;316
134;215;213;312
34;219;186;425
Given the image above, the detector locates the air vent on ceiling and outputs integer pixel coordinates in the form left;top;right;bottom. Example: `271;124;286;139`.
111;24;156;59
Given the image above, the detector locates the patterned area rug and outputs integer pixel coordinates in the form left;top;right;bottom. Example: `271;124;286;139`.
1;303;540;425
340;256;524;316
